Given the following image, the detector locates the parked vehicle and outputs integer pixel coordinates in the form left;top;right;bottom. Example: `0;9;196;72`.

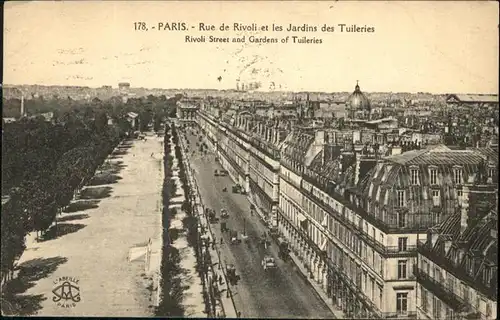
277;238;290;260
230;231;241;244
262;256;277;270
226;264;240;285
214;169;219;176
220;221;227;232
232;185;241;193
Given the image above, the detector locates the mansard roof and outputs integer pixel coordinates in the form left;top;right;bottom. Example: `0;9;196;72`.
308;146;356;185
282;130;315;164
384;148;486;166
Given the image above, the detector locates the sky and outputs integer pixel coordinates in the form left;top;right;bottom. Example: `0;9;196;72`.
4;1;499;94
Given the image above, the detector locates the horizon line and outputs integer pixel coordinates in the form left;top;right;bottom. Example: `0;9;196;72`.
2;83;498;96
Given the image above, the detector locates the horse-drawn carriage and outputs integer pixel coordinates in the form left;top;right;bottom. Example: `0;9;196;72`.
226;264;240;285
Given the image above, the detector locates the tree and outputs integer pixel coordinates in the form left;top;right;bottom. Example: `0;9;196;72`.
94;111;108;133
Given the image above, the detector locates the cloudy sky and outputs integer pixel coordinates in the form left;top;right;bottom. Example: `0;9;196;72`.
4;1;499;93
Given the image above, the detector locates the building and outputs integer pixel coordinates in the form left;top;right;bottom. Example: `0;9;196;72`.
346;82;372;120
176;99;200;122
118;82;131;92
126;112;139;130
193;85;498;319
416;164;498;320
446;94;498;109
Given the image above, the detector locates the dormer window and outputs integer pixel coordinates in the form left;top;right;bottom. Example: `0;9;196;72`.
410;167;419;185
397;190;406;207
429;167;438;185
454;167;463;185
488;167;494;179
484;267;492;286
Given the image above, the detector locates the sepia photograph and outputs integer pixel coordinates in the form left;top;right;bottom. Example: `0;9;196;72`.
1;1;498;319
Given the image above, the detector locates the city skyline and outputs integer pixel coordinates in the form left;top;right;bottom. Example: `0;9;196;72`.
4;1;499;94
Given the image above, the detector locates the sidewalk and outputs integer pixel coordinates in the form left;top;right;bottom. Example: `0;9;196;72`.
288;251;344;319
180;135;238;318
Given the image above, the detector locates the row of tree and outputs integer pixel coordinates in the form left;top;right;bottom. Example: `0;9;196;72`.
156;123;185;316
1;93;182;285
1;110;124;281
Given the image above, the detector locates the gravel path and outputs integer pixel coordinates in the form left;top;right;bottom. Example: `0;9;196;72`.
13;134;164;316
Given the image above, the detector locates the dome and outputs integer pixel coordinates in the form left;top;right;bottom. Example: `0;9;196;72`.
347;81;371;112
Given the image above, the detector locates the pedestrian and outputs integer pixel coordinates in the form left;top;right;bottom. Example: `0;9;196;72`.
219;274;223;285
212;237;216;249
220;237;223;245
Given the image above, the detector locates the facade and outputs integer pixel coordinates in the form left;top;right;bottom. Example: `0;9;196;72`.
177;99;200;122
192;84;498;319
416;170;498;320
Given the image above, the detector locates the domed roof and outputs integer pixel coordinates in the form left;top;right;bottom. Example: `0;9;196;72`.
347;81;371;111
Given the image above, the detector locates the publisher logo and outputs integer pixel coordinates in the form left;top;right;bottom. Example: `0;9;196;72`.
52;276;81;308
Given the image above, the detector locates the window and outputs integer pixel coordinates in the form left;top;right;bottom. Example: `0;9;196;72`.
483;267;492;286
457;190;463;199
398;211;407;228
411;169;419;185
486;302;492;318
430;168;438;185
432;190;440;207
434;266;441;282
421;287;428;312
396;292;408;314
432;296;441;319
397;190;406;207
488;167;494;178
379;287;383;310
363;271;368;292
371;278;375;301
454;168;463;184
398;237;408;252
398;260;407;279
380;233;384;245
445;307;453;320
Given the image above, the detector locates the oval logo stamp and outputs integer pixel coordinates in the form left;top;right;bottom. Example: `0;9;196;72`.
52;276;81;308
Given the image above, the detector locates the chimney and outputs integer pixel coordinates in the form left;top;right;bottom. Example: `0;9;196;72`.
354;152;361;185
444;239;452;254
429;231;439;247
391;146;402;156
460;184;470;234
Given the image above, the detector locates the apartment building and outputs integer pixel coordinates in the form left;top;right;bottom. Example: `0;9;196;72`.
416;159;498;320
193;90;498;320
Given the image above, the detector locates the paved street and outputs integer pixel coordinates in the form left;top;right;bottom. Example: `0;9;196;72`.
184;129;334;319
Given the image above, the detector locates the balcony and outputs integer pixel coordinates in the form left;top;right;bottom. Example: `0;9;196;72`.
417;240;497;301
382;311;417;319
300;186;417;258
385;245;418;257
415;267;469;313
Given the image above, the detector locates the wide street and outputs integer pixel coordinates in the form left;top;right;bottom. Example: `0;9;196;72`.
184;128;334;319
